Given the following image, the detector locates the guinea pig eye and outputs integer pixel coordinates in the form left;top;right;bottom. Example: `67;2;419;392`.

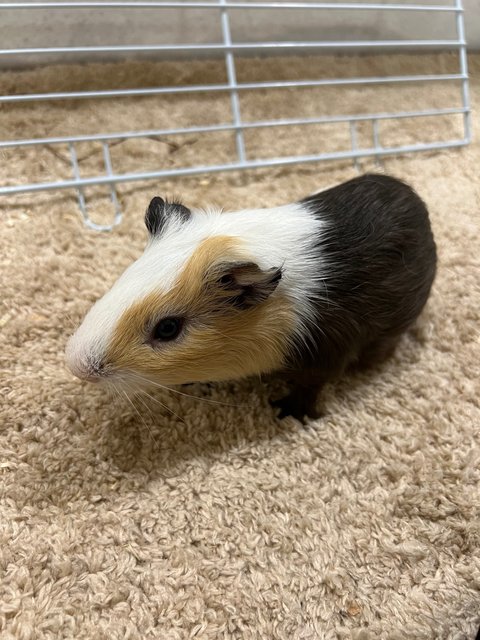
151;317;184;342
219;274;234;286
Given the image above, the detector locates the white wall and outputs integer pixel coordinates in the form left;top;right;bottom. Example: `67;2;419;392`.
0;0;478;69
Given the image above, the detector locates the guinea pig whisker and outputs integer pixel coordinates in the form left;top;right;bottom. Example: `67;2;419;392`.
119;386;160;448
133;391;181;430
135;389;188;427
130;390;155;420
115;371;189;424
106;381;120;404
126;372;240;408
108;380;123;403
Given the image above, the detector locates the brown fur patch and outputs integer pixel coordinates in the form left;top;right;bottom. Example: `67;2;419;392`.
106;236;296;384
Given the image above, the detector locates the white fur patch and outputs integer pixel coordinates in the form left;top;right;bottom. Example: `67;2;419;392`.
66;202;325;377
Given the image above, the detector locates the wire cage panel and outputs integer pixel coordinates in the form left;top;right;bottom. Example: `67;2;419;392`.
0;0;471;230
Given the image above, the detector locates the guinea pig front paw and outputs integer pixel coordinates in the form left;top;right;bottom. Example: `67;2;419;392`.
271;394;323;424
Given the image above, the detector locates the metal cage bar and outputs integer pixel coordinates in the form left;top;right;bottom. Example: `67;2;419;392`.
0;2;463;11
0;74;467;104
0;107;469;150
0;39;466;56
0;138;468;197
455;0;471;142
220;0;246;163
0;0;471;230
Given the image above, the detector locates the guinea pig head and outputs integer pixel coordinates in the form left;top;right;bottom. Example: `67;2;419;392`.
65;197;293;389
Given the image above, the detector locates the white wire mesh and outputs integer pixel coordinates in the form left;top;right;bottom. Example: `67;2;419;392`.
0;0;471;230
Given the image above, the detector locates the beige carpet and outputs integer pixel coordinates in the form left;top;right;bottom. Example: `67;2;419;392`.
1;53;479;640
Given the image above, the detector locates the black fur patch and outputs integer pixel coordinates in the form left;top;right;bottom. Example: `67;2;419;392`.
291;173;437;375
145;197;191;236
273;173;437;420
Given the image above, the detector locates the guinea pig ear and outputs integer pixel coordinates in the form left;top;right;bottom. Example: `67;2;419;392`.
214;261;282;309
145;196;191;236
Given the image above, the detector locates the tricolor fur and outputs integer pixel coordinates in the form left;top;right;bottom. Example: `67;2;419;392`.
66;196;325;385
66;174;437;420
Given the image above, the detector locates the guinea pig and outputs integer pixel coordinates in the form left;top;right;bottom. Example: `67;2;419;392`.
66;173;437;421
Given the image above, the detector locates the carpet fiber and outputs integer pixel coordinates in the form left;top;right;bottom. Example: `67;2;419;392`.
1;53;479;640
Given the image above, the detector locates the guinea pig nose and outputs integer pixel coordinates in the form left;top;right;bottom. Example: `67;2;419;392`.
70;359;106;382
65;340;106;382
